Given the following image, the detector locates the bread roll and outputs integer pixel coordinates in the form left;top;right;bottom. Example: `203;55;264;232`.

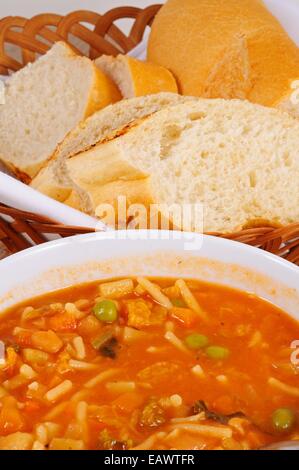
0;42;121;180
148;0;299;115
31;93;191;210
96;54;178;98
61;99;299;233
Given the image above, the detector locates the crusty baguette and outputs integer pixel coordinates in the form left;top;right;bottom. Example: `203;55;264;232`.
0;42;121;180
31;93;190;211
96;54;178;98
148;0;299;116
60;99;299;233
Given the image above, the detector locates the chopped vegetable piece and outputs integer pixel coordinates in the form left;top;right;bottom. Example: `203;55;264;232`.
99;337;118;359
93;300;118;324
193;401;245;425
126;299;153;328
92;329;114;350
1;347;18;373
1;338;20;353
31;330;63;354
150;305;168;325
0;432;34;450
78;315;101;336
206;345;230;360
20;364;37;379
163;285;181;298
185;333;209;350
48;311;77;332
172;298;187;308
49;438;85;450
23;348;49;366
0;397;25;435
272;408;296;433
32;440;45;450
140;399;166;428
99;429;129;450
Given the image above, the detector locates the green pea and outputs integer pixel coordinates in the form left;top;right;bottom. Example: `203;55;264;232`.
185;333;209;350
93;300;118;324
272;408;296;433
205;345;230;360
172;298;187;308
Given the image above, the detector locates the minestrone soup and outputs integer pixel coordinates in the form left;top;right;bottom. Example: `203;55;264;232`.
0;277;298;450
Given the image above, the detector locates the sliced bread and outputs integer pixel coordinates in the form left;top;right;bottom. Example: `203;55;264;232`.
0;42;121;181
96;54;178;98
31;92;190;210
61;99;299;233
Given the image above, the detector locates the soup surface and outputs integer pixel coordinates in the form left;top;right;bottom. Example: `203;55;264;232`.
0;277;298;450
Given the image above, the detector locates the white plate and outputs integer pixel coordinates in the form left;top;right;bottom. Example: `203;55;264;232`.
0;231;299;324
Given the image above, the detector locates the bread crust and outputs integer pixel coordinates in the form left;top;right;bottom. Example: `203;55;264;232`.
0;42;121;180
96;54;178;99
148;0;299;108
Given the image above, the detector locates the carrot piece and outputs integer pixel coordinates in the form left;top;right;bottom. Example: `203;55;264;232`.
170;307;198;327
246;430;267;449
2;347;19;375
212;395;235;415
113;392;144;414
0;397;25;435
23;400;41;414
15;331;32;348
31;331;63;353
48;312;77;332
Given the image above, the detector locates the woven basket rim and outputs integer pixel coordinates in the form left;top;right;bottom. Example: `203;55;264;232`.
0;4;299;265
0;4;162;74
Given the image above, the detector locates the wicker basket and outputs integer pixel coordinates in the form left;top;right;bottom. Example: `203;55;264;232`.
1;5;299;264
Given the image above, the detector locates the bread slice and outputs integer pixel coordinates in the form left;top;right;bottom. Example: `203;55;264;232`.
96;54;178;98
0;42;121;181
61;99;299;233
31;92;190;211
148;0;299;116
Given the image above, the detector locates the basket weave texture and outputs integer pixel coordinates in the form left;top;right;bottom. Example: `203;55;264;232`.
0;5;161;74
0;5;299;264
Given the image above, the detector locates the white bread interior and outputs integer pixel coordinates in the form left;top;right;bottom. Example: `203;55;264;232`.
31;93;190;211
96;54;135;98
96;54;178;99
63;99;299;233
0;42;120;181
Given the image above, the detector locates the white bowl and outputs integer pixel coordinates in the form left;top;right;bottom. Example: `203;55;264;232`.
0;231;299;323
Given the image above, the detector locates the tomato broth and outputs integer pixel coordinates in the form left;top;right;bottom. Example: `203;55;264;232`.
0;277;298;450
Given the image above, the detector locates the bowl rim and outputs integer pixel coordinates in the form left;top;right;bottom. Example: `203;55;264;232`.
1;229;299;275
1;230;299;321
